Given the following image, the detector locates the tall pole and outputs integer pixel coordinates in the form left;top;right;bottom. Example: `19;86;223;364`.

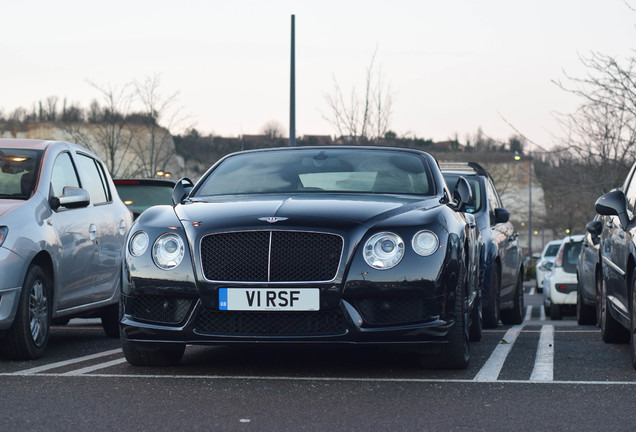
528;155;533;257
289;14;296;146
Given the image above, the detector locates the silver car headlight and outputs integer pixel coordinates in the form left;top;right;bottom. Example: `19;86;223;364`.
0;226;7;248
412;230;439;256
152;233;185;270
129;231;149;256
364;232;404;269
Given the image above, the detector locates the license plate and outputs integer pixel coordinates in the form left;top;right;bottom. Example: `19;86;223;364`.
218;288;320;311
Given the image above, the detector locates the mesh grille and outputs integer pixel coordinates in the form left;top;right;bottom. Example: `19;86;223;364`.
355;297;432;326
201;231;343;282
131;295;193;325
195;309;347;336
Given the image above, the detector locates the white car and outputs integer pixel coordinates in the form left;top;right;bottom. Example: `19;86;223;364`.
543;235;584;320
535;239;563;292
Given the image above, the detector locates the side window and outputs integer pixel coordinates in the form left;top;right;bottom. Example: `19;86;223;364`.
486;180;501;225
76;154;111;205
50;153;80;197
625;175;636;213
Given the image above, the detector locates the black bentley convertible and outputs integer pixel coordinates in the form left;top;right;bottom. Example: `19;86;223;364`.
120;146;481;368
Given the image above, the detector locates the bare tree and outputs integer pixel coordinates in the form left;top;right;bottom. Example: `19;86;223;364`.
129;74;183;178
261;120;285;140
323;49;394;144
59;81;136;178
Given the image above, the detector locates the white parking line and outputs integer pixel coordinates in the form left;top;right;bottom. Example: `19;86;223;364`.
539;306;546;321
473;325;523;382
62;357;128;376
530;325;554;381
529;287;536;295
11;348;122;375
524;305;533;321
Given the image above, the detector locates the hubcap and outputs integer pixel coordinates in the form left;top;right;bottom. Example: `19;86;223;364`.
29;280;48;347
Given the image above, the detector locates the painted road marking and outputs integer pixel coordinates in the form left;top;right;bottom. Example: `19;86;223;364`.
11;348;122;375
473;325;523;382
530;325;554;381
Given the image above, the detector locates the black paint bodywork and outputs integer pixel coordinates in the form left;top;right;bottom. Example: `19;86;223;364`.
120;147;479;351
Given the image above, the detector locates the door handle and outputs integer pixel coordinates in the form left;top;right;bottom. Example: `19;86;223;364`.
89;224;97;241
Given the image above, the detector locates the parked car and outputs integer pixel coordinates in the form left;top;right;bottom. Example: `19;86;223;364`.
594;163;636;369
120;146;481;368
542;235;584;320
535;239;563;293
441;162;524;328
576;216;602;325
114;179;176;219
0;139;132;360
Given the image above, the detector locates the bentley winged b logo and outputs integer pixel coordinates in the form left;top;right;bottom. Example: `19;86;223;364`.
258;217;289;224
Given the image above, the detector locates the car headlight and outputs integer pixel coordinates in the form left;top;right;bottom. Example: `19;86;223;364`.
129;231;149;256
0;226;7;248
412;230;439;256
364;232;404;269
152;233;185;270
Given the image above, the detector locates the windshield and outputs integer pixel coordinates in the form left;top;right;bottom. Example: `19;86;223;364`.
441;173;482;213
544;243;561;257
562;241;583;274
0;148;42;200
195;149;435;196
115;183;174;215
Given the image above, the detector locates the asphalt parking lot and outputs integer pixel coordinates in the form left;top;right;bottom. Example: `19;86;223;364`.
2;282;636;431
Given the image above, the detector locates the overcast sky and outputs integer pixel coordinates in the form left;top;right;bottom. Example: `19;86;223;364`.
1;0;635;149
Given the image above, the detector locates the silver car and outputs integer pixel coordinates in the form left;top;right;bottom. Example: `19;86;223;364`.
0;139;132;359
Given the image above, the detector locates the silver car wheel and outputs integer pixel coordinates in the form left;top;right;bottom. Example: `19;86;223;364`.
29;279;48;347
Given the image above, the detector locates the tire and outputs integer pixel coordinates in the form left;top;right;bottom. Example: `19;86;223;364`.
482;267;500;329
549;303;562;320
419;283;470;369
1;264;51;360
576;283;596;325
630;275;636;370
101;304;120;338
469;293;482;342
600;276;629;343
501;273;524;325
121;337;186;366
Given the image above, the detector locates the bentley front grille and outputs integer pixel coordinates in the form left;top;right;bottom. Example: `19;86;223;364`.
200;231;343;282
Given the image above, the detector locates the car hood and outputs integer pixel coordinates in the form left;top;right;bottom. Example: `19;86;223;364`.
175;194;440;231
0;200;23;218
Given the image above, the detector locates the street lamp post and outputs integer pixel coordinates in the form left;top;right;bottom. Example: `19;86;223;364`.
514;151;533;257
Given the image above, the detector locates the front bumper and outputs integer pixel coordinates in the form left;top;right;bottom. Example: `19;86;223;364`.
120;295;455;346
0;248;25;330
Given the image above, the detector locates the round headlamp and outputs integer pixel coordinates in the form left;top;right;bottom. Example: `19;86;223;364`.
152;233;185;269
129;231;149;256
363;232;404;269
412;230;439;256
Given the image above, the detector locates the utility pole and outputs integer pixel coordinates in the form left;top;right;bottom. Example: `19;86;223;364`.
289;14;296;146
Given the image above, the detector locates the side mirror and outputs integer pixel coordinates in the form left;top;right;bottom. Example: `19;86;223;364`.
172;177;194;205
494;208;510;224
539;261;554;272
586;220;603;237
51;186;90;210
453;176;472;212
595;190;629;228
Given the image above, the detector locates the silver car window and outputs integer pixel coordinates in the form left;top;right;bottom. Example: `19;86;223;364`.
50;152;80;197
76;153;110;205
